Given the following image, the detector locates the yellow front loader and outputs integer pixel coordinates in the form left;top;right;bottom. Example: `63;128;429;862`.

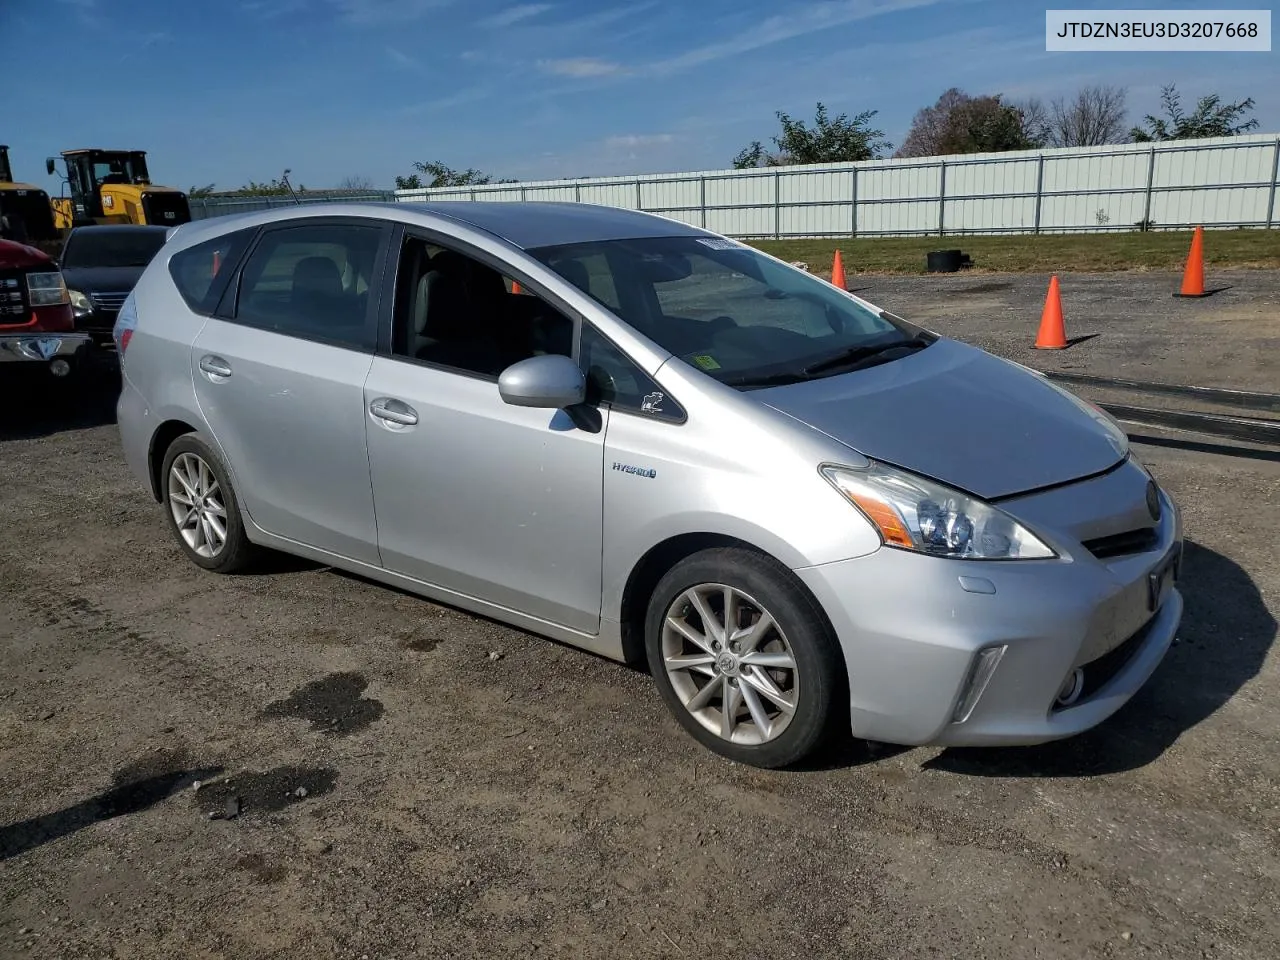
47;149;191;230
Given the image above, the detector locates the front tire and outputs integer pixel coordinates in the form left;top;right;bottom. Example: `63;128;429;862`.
160;434;258;573
644;547;844;768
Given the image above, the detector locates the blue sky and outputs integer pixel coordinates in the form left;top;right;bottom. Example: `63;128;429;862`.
3;0;1275;191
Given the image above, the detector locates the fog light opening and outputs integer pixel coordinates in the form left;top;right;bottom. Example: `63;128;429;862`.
1056;668;1085;707
49;358;71;377
951;644;1007;724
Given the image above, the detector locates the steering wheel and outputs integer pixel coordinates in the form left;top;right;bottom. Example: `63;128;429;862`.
707;315;738;334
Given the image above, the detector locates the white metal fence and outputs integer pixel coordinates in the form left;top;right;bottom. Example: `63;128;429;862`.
394;134;1280;239
189;192;394;221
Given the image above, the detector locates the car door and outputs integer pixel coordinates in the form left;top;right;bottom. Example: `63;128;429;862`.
190;218;391;565
362;233;607;634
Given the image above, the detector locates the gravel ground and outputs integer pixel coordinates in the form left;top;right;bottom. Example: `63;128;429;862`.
1;272;1277;960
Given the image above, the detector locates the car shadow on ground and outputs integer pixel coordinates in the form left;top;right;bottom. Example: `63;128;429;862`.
0;368;120;442
923;539;1275;778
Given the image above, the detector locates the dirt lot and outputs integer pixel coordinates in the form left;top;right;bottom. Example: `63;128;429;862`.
2;270;1278;960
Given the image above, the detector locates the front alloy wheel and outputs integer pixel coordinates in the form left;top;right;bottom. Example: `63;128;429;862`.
645;547;844;768
662;584;799;745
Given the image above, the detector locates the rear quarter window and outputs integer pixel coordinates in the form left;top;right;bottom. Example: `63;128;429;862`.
168;228;255;314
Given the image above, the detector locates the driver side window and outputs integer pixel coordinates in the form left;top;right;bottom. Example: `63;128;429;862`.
390;236;576;378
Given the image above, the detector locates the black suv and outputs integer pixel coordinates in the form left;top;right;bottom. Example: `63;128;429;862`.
59;225;169;348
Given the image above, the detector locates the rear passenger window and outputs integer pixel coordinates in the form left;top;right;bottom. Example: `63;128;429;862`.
233;223;382;351
168;228;254;315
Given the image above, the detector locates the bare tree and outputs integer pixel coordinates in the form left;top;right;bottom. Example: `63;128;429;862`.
895;88;1041;157
1046;85;1128;147
895;88;970;157
338;174;375;191
1016;97;1052;147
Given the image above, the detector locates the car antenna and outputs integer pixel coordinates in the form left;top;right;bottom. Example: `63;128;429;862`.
280;168;302;206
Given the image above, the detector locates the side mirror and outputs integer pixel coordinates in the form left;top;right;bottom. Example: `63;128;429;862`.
45;157;56;176
498;354;586;409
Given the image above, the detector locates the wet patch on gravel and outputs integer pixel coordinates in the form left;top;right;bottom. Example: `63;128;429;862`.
235;852;288;884
196;765;338;819
401;634;441;653
260;671;384;735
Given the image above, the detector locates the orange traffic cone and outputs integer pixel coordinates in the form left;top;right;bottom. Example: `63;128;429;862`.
511;279;522;295
1174;225;1209;298
831;250;847;290
1034;275;1068;349
211;249;221;277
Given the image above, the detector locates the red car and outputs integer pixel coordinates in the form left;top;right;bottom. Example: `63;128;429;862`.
0;238;91;377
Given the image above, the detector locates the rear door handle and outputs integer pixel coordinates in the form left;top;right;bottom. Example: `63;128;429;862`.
199;355;232;380
369;397;419;427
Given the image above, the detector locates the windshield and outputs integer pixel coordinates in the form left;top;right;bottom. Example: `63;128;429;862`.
528;236;926;386
91;154;149;185
63;230;167;268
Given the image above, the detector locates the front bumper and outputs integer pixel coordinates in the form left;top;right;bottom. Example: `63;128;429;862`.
0;332;93;365
796;485;1183;747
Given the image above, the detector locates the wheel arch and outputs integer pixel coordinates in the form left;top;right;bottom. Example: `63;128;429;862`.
148;419;197;501
618;532;840;669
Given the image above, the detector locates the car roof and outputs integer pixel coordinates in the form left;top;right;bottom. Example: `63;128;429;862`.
161;201;716;258
396;201;709;249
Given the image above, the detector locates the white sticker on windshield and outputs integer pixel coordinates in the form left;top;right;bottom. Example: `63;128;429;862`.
695;238;741;251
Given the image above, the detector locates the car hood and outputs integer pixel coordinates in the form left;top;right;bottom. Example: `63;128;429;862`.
754;337;1126;500
59;265;146;293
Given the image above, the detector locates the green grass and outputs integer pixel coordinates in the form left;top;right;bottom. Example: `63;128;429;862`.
749;229;1280;276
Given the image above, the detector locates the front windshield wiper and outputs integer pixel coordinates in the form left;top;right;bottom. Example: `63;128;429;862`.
801;335;931;376
722;371;810;388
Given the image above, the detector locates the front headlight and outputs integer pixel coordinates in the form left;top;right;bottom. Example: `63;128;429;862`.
820;461;1056;560
68;289;93;317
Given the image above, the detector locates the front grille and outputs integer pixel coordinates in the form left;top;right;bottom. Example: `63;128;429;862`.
1083;526;1159;559
91;291;129;312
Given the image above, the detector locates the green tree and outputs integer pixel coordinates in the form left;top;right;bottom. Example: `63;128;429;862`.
396;160;515;189
1130;84;1259;141
186;183;217;198
732;102;891;168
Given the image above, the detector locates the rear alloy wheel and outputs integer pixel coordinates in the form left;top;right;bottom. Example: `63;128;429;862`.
160;435;257;573
645;548;843;768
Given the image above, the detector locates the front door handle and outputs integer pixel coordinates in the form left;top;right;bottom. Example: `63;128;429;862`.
369;397;419;427
199;355;232;380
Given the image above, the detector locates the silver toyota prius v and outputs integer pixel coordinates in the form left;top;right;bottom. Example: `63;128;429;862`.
114;202;1184;768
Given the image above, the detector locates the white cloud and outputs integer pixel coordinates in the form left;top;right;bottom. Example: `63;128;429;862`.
386;45;419;69
604;134;675;148
241;0;309;15
539;57;623;78
645;0;960;75
480;4;553;29
329;0;453;23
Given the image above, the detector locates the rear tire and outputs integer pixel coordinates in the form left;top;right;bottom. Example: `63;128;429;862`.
644;547;844;769
159;434;258;574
